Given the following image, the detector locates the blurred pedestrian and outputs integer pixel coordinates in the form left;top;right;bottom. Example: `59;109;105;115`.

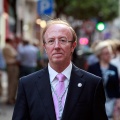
113;98;120;120
17;39;39;77
42;49;48;67
32;39;44;69
12;19;107;120
86;40;100;66
3;38;19;105
110;40;120;120
111;40;120;79
87;41;120;119
0;48;6;96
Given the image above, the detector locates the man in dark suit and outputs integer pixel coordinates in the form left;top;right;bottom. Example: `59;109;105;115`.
12;19;108;120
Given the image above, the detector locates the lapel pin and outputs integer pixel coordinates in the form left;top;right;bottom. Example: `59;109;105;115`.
78;83;82;87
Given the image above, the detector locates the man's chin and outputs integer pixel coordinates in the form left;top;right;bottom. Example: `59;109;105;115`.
52;59;63;64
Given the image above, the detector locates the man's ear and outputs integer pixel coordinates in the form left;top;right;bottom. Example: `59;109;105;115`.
43;44;47;53
45;49;47;53
72;41;77;52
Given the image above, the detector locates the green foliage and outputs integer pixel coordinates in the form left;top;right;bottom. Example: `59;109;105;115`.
55;0;118;21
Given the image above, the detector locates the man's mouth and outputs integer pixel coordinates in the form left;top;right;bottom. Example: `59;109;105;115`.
53;53;63;56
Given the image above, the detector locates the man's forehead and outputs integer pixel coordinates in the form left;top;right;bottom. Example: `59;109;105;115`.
45;24;72;36
47;23;70;30
45;24;72;39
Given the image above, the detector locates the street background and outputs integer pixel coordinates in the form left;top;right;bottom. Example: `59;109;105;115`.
0;72;14;120
0;0;120;120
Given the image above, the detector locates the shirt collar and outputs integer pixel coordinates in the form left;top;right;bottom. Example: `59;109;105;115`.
48;62;72;83
48;64;58;83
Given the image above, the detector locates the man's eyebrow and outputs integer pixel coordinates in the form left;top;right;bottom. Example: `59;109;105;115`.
59;37;67;39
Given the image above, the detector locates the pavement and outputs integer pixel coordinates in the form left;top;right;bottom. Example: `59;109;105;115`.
0;104;14;120
0;72;14;120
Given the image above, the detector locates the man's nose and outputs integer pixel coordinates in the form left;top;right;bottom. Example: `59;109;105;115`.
54;40;60;48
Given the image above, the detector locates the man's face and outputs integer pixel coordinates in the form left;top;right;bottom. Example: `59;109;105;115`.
43;24;76;66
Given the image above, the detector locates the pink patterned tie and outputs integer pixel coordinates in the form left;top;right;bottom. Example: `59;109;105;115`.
53;73;66;120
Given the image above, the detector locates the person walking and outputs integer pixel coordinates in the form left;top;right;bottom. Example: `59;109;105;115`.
17;39;39;77
3;38;19;105
0;48;6;96
87;41;120;119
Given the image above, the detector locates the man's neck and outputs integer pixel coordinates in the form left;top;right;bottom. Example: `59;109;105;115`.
49;61;71;73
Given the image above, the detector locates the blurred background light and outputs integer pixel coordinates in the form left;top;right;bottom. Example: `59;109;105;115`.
36;18;41;25
40;20;46;28
79;37;89;45
96;22;105;31
3;12;9;19
23;24;29;31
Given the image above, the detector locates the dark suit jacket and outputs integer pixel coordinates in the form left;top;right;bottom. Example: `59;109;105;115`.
12;64;108;120
87;62;120;98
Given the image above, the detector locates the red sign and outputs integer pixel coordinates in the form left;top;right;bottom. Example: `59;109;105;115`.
79;38;89;45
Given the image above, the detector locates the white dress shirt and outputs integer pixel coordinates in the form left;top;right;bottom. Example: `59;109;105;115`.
48;62;72;106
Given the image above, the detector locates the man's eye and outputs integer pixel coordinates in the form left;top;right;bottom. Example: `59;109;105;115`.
60;39;67;43
48;40;54;43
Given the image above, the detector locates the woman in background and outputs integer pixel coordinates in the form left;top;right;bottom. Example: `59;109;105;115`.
87;40;120;119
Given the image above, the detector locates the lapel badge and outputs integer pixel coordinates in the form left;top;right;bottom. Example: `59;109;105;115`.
78;83;82;87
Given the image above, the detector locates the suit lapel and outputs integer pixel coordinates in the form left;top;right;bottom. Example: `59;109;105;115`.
62;65;85;120
35;67;56;120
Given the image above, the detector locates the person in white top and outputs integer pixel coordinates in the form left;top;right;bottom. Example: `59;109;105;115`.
111;40;120;79
12;19;108;120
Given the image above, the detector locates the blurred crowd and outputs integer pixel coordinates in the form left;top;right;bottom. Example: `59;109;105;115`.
0;37;48;105
0;37;120;120
86;39;120;120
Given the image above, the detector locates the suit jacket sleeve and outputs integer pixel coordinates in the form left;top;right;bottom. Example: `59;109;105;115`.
12;79;30;120
93;78;108;120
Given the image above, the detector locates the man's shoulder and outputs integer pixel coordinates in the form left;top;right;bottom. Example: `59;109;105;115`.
20;67;48;84
73;64;101;80
73;65;102;85
81;68;101;80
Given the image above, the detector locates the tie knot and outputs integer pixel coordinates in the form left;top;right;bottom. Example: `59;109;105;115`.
56;73;66;82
